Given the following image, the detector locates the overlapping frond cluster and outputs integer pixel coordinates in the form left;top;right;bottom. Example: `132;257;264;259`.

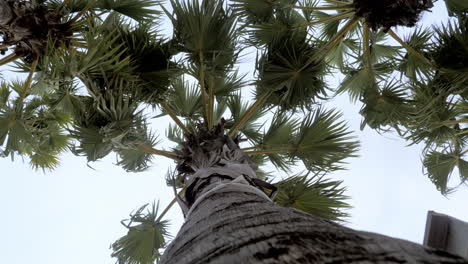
229;0;467;194
1;0;467;262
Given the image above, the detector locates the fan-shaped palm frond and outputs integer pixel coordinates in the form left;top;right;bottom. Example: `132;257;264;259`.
360;80;411;130
166;0;239;73
396;27;433;80
274;173;350;221
290;108;359;172
111;202;171;264
256;39;328;111
429;20;468;71
423;148;468;195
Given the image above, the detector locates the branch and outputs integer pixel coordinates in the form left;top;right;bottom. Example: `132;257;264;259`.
160;102;191;136
0;53;19;66
138;144;179;160
18;59;38;104
290;4;354;11
208;75;215;129
156;184;186;223
228;92;271;137
299;16;359;72
199;52;208;124
387;29;434;65
244;146;297;155
434;119;468;127
293;10;354;29
362;24;373;71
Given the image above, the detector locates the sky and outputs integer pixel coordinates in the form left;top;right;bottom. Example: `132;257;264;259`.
1;1;468;264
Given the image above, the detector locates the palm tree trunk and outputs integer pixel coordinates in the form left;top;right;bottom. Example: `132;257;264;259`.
163;122;466;263
160;167;467;264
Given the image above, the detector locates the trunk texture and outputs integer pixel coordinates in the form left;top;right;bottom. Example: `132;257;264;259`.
163;123;467;263
160;173;467;264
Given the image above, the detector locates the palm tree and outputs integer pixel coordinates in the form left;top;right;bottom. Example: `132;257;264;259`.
0;0;467;263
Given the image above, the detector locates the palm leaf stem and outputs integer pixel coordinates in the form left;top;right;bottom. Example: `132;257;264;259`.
138;144;179;160
18;59;38;103
156;187;185;223
245;146;297;155
326;0;353;4
290;4;354;11
160;103;191;136
68;0;97;24
434;119;468;126
299;16;359;72
199;52;208;124
228;92;272;137
56;0;70;13
362;24;373;71
387;29;434;68
70;11;108;29
293;10;354;29
0;44;9;49
208;76;215;129
241;146;258;151
0;53;19;66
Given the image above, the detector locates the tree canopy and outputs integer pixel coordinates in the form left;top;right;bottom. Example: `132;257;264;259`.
0;0;467;263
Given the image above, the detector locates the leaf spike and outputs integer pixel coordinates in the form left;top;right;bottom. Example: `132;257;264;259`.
0;53;19;66
18;59;39;104
299;16;359;72
228;92;272;137
138;144;179;160
68;0;98;24
290;3;354;11
292;10;354;30
160;103;191;136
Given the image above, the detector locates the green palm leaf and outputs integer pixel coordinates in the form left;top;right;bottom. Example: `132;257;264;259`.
274;173;350;221
290;108;359;172
423;149;468;195
111;202;171;264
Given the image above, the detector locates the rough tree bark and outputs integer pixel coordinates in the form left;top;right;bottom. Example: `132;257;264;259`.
160;122;467;263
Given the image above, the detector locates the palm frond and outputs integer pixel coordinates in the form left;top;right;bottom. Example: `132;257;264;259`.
167;0;240;72
291;108;360;172
274;173;350;221
256;39;328;111
360;80;412;130
423;149;468;195
164;77;202;120
111;202;171;264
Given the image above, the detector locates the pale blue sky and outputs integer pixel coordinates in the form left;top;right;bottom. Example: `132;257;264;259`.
1;1;468;263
